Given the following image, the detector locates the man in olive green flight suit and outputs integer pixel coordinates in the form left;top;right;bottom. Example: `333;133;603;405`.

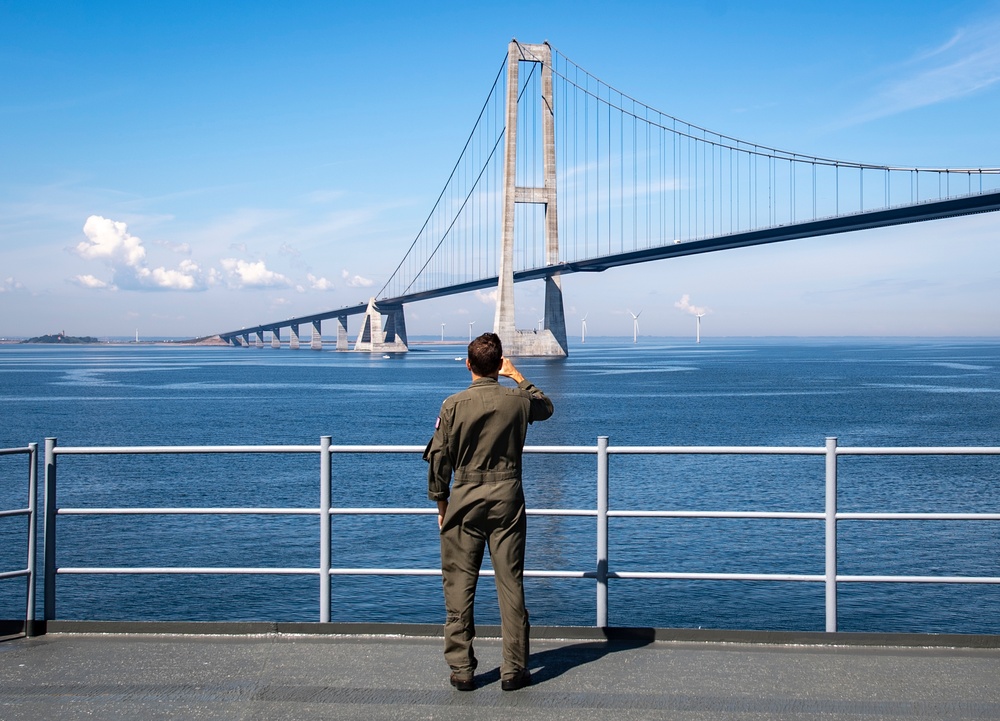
424;332;554;692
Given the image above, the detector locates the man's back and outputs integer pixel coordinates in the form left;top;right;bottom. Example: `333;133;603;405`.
436;377;552;480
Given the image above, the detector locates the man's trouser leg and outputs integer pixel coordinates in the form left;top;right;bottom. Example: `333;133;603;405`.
440;484;486;676
488;482;529;680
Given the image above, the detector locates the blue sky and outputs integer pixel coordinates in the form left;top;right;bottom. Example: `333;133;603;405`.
2;0;999;339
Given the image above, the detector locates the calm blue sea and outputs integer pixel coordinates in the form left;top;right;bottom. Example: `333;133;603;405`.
1;338;998;633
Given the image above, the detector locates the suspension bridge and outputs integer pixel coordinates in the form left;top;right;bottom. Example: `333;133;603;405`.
218;40;1000;356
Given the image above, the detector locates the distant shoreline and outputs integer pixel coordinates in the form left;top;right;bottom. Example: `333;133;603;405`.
2;334;231;346
3;335;999;346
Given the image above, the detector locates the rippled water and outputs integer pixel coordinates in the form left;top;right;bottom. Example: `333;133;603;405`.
1;338;998;632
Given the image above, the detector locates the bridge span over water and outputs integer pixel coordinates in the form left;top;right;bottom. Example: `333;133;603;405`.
218;40;1000;356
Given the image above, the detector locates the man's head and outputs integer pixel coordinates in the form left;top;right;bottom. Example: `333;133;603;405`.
467;332;503;377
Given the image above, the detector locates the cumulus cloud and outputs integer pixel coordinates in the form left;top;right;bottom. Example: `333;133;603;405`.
74;215;210;291
220;258;294;289
72;274;114;289
674;294;708;316
77;216;146;266
341;269;373;288
135;264;200;290
307;273;335;290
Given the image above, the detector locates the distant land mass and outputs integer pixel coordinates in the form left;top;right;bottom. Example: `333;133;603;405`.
14;333;232;345
22;333;99;344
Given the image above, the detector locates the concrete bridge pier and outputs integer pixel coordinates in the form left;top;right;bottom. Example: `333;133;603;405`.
270;330;281;349
289;324;300;350
311;321;323;350
255;331;265;348
504;273;568;356
380;303;408;351
353;298;408;353
335;315;348;351
353;298;381;352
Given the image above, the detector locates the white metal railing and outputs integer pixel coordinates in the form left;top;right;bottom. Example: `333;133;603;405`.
41;437;1000;632
1;443;38;633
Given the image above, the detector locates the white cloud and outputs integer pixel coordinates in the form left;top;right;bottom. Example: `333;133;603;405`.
307;273;335;290
136;266;198;290
475;289;498;305
341;269;373;288
77;215;146;266
674;294;708;316
72;274;114;289
221;258;294;289
74;215;210;291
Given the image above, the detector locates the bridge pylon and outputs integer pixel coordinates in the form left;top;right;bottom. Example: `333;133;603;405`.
494;40;568;358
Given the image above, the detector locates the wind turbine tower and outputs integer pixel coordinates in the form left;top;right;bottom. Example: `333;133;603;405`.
581;314;588;344
696;313;705;344
628;310;642;344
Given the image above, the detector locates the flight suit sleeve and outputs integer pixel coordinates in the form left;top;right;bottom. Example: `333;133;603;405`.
423;402;454;501
517;379;554;423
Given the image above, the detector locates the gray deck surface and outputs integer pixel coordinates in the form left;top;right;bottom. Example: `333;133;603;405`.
2;632;999;720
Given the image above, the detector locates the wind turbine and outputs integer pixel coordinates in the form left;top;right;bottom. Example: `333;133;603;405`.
440;323;445;342
627;309;641;344
581;314;588;344
696;313;705;344
468;320;475;342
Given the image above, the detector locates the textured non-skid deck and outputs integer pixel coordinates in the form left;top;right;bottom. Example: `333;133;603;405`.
1;632;999;720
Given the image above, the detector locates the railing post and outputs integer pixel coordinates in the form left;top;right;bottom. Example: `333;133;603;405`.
319;436;332;623
43;438;57;623
824;436;838;633
596;435;609;628
25;443;38;635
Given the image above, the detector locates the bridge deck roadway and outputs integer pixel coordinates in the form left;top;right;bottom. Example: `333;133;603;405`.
2;629;999;720
218;189;1000;344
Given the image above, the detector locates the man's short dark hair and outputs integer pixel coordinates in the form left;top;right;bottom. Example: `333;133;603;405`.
468;332;503;376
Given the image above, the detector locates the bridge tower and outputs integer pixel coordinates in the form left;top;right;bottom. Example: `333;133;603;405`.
494;40;568;358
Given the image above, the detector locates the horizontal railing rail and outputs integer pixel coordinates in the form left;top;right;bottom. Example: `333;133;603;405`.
41;437;1000;632
0;443;38;635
